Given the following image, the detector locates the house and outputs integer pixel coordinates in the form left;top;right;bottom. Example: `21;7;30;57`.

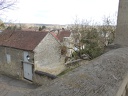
51;29;74;58
0;30;65;82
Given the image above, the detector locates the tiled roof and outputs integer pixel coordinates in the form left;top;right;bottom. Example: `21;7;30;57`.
50;32;59;41
0;30;48;51
57;30;71;42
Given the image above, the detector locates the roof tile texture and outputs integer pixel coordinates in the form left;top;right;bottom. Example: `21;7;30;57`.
57;30;71;42
0;30;48;51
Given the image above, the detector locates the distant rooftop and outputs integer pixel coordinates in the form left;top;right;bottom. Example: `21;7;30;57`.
57;30;71;42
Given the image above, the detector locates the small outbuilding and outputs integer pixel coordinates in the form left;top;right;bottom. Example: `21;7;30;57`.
0;30;65;82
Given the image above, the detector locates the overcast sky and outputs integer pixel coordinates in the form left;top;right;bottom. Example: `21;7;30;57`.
1;0;119;24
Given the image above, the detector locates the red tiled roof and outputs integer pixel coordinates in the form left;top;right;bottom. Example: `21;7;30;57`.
50;32;59;41
0;30;48;51
57;30;71;42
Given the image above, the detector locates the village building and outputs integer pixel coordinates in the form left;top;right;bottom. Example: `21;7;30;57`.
0;30;65;83
51;29;74;58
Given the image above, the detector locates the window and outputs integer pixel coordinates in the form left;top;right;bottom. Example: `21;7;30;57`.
6;54;11;64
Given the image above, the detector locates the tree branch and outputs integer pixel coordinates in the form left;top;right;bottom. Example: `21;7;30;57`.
0;0;17;10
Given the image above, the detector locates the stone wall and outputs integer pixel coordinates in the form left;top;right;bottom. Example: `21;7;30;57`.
26;48;128;96
0;46;33;78
116;73;128;96
32;72;53;85
115;0;128;46
34;33;65;75
0;45;60;85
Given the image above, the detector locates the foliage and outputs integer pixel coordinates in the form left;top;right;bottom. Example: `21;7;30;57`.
6;25;21;30
39;26;46;31
0;20;5;29
83;42;104;59
60;45;67;55
80;28;104;59
69;20;108;60
0;0;17;30
72;51;80;59
100;16;116;45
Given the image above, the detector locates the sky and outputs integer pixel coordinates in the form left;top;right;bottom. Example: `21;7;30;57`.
0;0;119;25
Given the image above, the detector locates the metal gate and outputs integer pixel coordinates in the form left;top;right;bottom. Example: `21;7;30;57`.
23;62;33;81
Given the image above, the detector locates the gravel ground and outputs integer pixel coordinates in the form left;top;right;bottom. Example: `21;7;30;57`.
26;47;128;96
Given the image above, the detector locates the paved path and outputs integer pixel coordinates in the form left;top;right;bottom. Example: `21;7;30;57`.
0;74;39;96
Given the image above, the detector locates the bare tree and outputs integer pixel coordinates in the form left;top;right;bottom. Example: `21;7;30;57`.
0;0;17;30
0;0;17;10
101;16;116;46
67;18;107;60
